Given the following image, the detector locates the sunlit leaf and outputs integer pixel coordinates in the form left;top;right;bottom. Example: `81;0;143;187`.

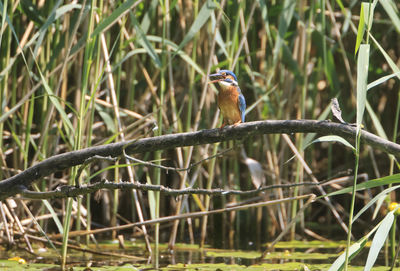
92;0;140;37
356;44;370;127
272;0;295;66
310;135;355;151
354;3;365;55
37;67;74;134
370;34;400;81
364;210;395;271
32;0;62;60
147;36;205;76
353;185;400;222
365;101;388;140
362;1;377;32
379;0;400;34
147;174;156;220
328;236;368;271
140;0;158;33
95;104;116;134
173;0;217;56
367;71;400;90
355;1;377;55
211;13;229;58
130;14;161;68
322;173;400;198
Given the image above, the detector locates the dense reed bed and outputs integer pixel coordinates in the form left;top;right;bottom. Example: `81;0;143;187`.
1;0;400;269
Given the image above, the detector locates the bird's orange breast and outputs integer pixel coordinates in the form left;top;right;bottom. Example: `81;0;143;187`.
217;86;241;124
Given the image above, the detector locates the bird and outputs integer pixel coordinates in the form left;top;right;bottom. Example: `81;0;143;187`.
208;70;246;128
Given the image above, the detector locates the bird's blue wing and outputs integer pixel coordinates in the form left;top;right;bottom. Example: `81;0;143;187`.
238;92;246;123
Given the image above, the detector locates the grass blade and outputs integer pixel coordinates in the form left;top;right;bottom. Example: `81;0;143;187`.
379;0;400;33
91;0;138;37
364;210;395;271
353;185;400;222
356;44;370;127
322;173;400;198
173;0;217;57
37;68;74;134
367;71;400;90
354;1;365;55
328;236;368;271
309;135;355;151
130;13;161;68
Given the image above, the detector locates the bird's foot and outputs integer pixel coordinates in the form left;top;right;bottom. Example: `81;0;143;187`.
233;121;242;127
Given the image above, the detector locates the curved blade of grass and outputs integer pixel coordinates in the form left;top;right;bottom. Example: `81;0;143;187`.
96;104;116;133
367;71;400;91
353;185;400;222
32;0;62;60
370;34;400;80
363;1;377;32
91;0;140;37
328;236;368;271
42;199;64;234
354;1;365;55
258;0;273;49
364;210;396;271
36;67;73;133
211;13;229;58
328;216;385;271
129;13;161;68
366;101;388;140
308;135;355;151
0;3;81;81
321;173;400;198
272;0;295;66
172;0;217;57
140;0;158;33
0;0;7;51
147;36;205;75
304;100;333;146
379;0;400;33
0;1;30;81
325;47;341;92
355;1;377;55
20;0;44;24
356;44;370;127
102;45;204;86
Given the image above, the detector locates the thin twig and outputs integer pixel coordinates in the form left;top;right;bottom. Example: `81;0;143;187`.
20;179;327;200
47;194;314;239
125;147;234;172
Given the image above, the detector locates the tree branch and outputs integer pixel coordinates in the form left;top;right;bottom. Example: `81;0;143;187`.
19;179;323;199
1;119;398;200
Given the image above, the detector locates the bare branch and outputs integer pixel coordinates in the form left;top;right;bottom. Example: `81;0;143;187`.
19;179;324;200
1;119;399;200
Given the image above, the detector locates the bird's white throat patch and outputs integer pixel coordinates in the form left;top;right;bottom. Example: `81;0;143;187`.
218;80;238;87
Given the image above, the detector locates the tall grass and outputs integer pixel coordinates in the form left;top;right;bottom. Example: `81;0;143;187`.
1;0;400;269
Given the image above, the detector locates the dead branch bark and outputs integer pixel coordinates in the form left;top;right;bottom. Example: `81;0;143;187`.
0;119;399;200
19;179;322;199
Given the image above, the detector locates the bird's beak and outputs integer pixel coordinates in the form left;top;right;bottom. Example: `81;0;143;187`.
208;73;225;84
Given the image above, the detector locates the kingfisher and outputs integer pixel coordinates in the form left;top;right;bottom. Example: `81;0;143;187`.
209;70;246;128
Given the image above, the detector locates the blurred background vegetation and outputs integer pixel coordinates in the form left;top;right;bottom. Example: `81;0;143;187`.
1;0;400;258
